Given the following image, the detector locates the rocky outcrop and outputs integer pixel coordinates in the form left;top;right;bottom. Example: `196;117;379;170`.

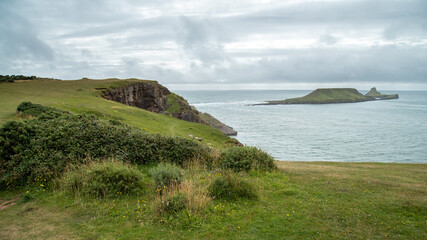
101;81;237;136
365;87;399;100
200;113;237;136
102;82;170;113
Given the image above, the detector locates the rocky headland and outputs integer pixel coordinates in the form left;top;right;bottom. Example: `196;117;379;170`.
257;87;398;105
102;81;237;136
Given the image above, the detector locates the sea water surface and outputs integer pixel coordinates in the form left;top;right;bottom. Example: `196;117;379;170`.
175;90;427;163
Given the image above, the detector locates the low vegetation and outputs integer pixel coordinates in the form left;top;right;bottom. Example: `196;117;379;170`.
0;102;211;189
220;146;276;172
208;172;257;200
0;161;425;239
61;161;146;198
149;163;184;189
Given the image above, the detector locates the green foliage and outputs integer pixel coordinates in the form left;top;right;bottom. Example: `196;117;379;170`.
159;193;188;215
0;102;210;189
208;173;257;200
62;161;145;198
20;192;35;203
17;101;66;118
149;163;184;188
220;146;276;172
0;75;38;83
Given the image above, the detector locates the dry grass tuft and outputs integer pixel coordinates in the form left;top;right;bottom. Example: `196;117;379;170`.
154;180;211;215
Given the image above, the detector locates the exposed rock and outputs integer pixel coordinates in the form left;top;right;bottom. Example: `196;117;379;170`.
365;87;381;97
365;87;399;100
102;81;237;136
102;81;170;113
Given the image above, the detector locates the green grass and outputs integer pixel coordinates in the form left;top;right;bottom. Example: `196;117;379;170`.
1;162;425;239
280;88;369;104
165;92;187;114
0;79;232;148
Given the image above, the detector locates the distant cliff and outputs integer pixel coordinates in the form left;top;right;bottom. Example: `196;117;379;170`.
102;81;237;136
365;87;399;100
257;87;399;105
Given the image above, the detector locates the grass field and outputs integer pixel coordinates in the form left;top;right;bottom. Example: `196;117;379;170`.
0;79;233;148
0;161;425;240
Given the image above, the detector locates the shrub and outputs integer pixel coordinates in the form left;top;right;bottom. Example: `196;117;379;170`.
208;173;257;200
62;161;145;198
0;102;211;189
0;75;38;83
149;163;184;189
220;146;276;172
17;101;66;118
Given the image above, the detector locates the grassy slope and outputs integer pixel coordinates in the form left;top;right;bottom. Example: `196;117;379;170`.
0;79;232;148
0;162;425;239
281;88;369;104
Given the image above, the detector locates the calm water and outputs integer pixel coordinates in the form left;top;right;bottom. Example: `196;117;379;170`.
175;90;427;163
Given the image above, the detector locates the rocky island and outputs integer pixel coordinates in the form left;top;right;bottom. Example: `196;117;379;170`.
258;87;398;105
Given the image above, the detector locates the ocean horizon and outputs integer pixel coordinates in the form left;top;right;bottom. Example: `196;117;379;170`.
175;90;427;163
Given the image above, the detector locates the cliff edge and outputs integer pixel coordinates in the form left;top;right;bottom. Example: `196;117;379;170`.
365;87;399;100
102;81;237;136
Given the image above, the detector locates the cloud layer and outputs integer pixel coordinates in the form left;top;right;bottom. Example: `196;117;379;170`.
1;0;426;89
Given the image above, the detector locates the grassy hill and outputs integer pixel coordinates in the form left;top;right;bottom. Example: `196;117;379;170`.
0;78;235;148
272;88;370;104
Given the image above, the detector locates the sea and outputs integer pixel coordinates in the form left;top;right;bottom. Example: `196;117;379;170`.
175;90;427;163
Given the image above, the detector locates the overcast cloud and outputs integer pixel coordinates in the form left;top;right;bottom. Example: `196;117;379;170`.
1;0;426;90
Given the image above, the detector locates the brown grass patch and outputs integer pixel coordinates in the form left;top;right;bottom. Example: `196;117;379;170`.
0;203;80;240
154;180;211;215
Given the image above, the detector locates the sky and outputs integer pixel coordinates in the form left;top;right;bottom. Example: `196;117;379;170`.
0;0;426;90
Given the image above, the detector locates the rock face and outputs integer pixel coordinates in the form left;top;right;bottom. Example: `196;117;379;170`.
102;82;170;113
257;87;399;105
102;81;237;136
365;87;399;100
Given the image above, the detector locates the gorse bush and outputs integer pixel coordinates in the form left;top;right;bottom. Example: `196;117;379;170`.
17;101;67;118
62;161;145;198
0;102;211;189
208;173;257;200
220;146;276;172
150;163;184;188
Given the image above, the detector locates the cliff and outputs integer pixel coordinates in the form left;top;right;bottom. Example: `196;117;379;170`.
365;87;399;100
258;87;398;105
102;81;237;136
